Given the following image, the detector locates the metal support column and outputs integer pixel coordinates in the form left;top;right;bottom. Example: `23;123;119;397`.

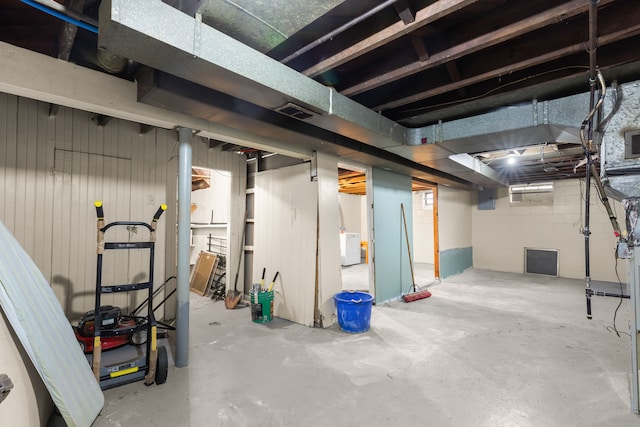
625;197;640;412
175;127;192;368
631;248;640;412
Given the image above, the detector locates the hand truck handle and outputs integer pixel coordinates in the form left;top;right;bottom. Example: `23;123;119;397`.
94;200;104;220
152;204;168;223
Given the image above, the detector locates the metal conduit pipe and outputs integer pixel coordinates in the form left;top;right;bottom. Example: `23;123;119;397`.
583;0;598;319
281;0;400;64
20;0;98;34
582;0;625;319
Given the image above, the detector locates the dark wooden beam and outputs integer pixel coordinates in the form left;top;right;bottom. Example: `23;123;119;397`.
375;21;640;111
445;61;468;97
139;124;156;135
342;0;615;97
410;35;429;62
56;0;85;61
49;104;59;118
96;114;112;127
394;0;416;25
303;0;480;77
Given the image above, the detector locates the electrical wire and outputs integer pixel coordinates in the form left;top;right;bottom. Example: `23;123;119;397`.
396;66;590;115
606;251;631;339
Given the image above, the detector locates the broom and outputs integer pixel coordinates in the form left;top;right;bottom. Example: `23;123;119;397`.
400;203;432;303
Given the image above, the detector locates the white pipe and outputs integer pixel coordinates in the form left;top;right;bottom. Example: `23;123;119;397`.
27;0;99;27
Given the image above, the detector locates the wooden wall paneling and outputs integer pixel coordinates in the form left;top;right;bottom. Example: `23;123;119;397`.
101;120;119;309
114;121;133;312
127;126;146;311
0;95;5;226
254;164;318;326
83;117;100;315
0;94;17;233
152;129;170;319
0;97;174;321
316;152;342;328
73;110;93;315
70;150;90;317
139;130;158;313
68;116;84;315
50;109;71;313
14;97;29;245
39;99;55;282
0;94;6;224
23;98;38;256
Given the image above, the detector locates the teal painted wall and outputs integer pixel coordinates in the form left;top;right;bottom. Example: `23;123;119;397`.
372;168;413;303
440;247;473;278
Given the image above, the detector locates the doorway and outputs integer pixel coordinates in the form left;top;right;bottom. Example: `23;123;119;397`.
411;183;439;285
189;166;232;299
337;165;371;292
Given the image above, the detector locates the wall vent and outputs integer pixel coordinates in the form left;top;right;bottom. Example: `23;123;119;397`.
524;247;558;276
275;102;318;120
625;130;640;159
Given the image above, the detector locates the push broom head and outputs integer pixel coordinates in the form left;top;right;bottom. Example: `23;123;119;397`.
402;288;432;303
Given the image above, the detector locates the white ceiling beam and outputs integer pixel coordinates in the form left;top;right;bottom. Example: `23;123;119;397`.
0;42;312;160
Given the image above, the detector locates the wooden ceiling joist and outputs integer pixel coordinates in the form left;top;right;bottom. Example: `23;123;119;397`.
374;18;640;111
303;0;479;78
341;0;615;97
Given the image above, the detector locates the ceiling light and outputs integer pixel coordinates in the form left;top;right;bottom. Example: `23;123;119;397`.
507;157;517;165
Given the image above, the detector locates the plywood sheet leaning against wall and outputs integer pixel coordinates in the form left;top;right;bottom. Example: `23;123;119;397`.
253;163;318;326
0;219;103;427
190;251;218;296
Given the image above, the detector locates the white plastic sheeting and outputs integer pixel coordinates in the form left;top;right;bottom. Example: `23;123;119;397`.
0;220;103;427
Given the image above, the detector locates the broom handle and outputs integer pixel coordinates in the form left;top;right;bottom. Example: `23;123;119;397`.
401;203;416;290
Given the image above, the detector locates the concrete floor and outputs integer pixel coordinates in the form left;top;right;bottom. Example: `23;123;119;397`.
92;269;639;426
341;261;436;291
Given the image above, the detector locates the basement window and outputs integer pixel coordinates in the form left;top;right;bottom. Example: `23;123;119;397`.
421;191;434;209
509;182;554;206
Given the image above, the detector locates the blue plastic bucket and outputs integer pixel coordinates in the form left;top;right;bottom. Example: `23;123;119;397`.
334;291;374;333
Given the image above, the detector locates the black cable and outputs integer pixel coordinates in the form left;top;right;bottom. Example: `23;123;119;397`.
607;251;631;339
397;66;590;114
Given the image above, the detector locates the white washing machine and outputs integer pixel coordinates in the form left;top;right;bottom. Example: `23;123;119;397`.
340;232;361;266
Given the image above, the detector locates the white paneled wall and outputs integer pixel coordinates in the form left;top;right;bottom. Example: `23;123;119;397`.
412;191;435;263
0;94;247;321
472;179;626;282
0;94;175;320
439;186;472;251
254;163;318;327
338;192;361;233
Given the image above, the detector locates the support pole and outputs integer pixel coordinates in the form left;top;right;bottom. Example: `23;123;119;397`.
630;246;640;413
175;127;192;368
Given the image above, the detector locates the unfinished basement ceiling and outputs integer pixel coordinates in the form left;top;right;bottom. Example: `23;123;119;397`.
338;168;434;195
197;0;344;53
3;0;640;187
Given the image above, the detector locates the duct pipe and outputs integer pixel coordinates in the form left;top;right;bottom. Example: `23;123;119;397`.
175;127;192;368
20;0;98;34
281;0;399;64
